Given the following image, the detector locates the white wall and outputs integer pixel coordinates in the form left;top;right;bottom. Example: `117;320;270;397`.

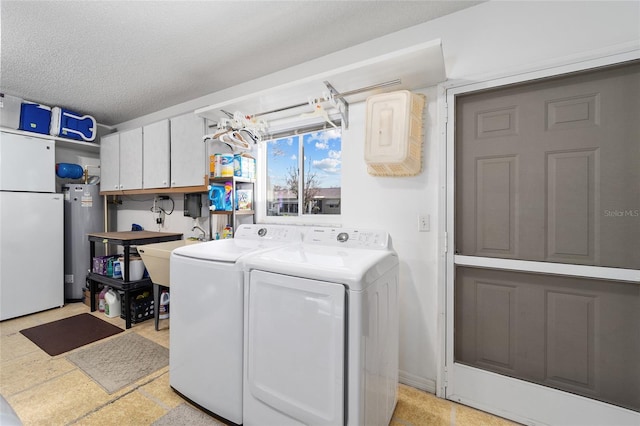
112;1;640;392
341;90;441;390
115;194;211;239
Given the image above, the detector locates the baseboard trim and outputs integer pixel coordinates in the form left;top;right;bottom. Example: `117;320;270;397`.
399;370;436;394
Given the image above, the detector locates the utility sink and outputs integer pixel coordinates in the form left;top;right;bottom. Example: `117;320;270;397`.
138;239;202;287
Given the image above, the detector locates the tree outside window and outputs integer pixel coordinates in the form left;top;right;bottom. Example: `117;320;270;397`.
266;128;341;216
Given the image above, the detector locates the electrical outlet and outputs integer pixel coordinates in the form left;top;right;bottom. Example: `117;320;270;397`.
419;214;430;232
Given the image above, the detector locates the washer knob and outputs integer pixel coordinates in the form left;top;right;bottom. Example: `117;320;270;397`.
337;232;349;242
258;228;268;237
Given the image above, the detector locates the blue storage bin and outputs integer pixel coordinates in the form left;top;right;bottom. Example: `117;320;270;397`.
19;102;51;134
50;107;96;142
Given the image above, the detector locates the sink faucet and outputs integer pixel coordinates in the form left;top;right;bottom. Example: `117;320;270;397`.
192;225;206;241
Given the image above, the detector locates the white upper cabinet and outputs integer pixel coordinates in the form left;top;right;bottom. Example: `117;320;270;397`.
101;128;143;191
143;119;170;189
170;112;206;188
118;127;143;190
100;133;120;191
100;113;206;193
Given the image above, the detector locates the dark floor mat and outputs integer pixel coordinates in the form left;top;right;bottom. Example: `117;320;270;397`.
19;313;123;356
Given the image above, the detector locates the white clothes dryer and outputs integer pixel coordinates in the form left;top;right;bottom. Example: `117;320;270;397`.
169;224;303;425
240;227;399;426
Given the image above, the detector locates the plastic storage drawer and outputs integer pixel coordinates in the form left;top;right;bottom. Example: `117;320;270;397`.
19;102;51;134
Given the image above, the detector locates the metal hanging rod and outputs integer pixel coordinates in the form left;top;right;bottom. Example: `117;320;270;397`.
251;102;309;118
250;78;402;119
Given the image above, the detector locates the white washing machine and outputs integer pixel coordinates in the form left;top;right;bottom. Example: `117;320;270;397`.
240;227;399;426
169;224;303;425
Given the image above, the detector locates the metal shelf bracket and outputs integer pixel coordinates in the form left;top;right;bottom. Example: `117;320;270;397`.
323;80;349;129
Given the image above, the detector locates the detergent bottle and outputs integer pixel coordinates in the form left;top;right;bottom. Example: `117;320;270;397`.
106;258;114;277
208;185;225;211
104;288;121;318
224;181;233;211
98;287;109;312
159;290;170;319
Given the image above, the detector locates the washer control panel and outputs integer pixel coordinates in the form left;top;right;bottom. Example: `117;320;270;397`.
234;224;303;242
304;227;390;249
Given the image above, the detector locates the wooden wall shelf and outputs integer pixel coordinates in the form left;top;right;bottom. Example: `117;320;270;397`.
100;176;208;196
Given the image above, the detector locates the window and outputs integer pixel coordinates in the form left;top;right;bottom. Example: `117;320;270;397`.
265;128;341;217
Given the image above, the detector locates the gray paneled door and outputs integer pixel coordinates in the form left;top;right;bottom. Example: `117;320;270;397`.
450;61;640;423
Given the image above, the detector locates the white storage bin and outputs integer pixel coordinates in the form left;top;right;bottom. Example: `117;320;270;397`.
119;256;145;281
364;90;425;176
0;93;22;129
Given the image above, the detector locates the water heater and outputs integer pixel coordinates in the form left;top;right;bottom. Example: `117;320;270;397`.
62;184;105;301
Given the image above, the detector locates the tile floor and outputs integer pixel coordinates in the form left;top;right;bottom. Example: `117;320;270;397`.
1;303;518;426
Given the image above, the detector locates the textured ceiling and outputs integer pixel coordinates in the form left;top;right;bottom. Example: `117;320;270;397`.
1;1;482;126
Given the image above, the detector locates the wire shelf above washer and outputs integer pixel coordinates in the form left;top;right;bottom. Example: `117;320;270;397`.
195;39;446;131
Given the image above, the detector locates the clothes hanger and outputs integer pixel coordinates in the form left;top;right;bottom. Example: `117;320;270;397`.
300;102;338;129
212;128;233;140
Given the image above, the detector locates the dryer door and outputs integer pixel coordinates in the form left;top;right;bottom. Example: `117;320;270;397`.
245;270;346;426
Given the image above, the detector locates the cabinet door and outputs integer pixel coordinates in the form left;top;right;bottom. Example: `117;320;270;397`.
119;128;143;190
100;133;120;191
143;120;170;189
170;112;206;187
0;131;55;192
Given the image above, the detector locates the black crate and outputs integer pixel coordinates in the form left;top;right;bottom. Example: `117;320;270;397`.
121;289;154;324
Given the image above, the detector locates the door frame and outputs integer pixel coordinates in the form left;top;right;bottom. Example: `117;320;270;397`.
438;47;640;423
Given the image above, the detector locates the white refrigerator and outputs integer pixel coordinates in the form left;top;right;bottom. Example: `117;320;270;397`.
0;130;64;321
